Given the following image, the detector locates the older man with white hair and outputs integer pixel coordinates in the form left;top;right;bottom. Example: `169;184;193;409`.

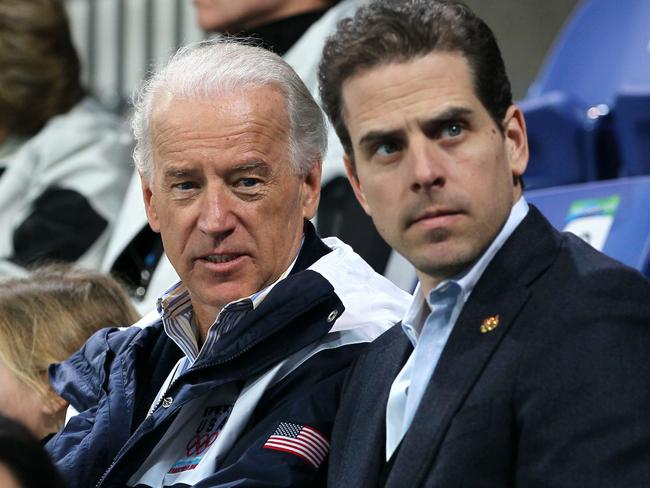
102;0;402;315
45;38;409;488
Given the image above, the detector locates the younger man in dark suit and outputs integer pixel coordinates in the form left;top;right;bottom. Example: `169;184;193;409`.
318;1;650;486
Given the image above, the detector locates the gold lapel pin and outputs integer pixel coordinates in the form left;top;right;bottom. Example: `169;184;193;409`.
480;314;500;334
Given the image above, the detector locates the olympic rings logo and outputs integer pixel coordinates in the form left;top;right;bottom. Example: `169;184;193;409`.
185;432;219;456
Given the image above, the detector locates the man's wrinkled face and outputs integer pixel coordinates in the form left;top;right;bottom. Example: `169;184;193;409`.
342;52;528;294
142;86;320;329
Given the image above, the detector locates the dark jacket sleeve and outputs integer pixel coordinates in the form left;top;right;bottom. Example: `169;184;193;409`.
46;326;144;488
11;187;107;266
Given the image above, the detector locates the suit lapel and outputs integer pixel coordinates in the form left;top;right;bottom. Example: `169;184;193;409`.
335;327;412;488
386;207;561;487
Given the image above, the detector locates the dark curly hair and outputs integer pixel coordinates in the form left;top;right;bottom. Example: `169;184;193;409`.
318;0;512;162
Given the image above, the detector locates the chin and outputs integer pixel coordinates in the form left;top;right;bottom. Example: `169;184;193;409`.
204;283;256;306
412;247;473;277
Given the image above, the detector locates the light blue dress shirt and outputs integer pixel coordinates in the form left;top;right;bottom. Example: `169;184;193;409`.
385;198;530;460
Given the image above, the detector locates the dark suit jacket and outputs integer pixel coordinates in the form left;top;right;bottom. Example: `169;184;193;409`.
328;206;650;487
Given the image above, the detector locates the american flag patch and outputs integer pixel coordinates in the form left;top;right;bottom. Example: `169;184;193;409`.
263;422;330;468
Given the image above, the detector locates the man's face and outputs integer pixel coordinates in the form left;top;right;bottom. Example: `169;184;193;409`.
142;86;320;329
192;0;316;32
342;52;528;294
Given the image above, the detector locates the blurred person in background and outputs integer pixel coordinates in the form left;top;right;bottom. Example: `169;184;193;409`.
0;0;133;277
102;0;398;315
0;415;67;488
0;264;140;442
193;0;333;33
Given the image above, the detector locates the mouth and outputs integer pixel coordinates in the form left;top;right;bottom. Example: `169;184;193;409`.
194;252;247;272
202;254;239;264
408;208;463;229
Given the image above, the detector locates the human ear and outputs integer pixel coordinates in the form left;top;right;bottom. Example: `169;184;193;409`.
140;173;161;233
503;105;529;180
301;159;322;220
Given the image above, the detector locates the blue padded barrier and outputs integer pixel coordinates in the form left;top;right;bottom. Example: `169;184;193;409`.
527;176;650;278
527;0;650;108
518;92;597;190
523;0;650;182
613;87;650;178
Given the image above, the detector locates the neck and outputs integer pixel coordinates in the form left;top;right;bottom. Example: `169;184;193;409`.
416;265;463;297
238;0;330;30
232;6;329;55
194;306;220;343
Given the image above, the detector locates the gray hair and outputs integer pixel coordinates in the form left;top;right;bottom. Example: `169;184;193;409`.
132;37;327;182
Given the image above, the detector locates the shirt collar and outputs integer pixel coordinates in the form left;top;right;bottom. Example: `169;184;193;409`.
156;237;304;362
402;197;529;339
248;241;301;307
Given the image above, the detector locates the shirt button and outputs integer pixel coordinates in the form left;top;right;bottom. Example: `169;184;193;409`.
327;310;339;322
162;396;173;408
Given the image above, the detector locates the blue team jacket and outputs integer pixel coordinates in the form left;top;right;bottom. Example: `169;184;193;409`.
46;227;408;487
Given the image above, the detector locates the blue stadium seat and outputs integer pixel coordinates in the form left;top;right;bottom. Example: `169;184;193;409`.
527;0;650;108
522;0;650;183
527;176;650;278
518;91;596;189
612;87;650;177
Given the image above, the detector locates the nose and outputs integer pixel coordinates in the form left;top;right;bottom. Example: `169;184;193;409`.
408;139;446;193
196;183;237;237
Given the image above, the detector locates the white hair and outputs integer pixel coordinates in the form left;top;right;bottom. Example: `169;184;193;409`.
131;37;327;182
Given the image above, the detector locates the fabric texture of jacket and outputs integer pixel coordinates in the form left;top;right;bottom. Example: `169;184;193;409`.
328;206;650;487
0;97;133;277
48;226;410;487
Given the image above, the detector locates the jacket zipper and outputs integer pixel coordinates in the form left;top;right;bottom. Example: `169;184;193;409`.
148;292;336;416
95;293;337;487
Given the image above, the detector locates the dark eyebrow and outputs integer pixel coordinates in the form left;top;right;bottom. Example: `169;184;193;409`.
420;107;474;129
162;166;201;180
161;161;272;181
358;129;405;152
231;161;271;174
420;107;474;138
357;107;474;150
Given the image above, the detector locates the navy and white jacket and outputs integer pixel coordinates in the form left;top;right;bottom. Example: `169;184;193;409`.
47;225;410;487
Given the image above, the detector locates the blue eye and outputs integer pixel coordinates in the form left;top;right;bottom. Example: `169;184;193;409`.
174;181;196;191
236;178;261;188
376;141;401;156
442;123;463;138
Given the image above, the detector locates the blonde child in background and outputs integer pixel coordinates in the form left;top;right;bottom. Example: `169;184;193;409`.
0;265;140;440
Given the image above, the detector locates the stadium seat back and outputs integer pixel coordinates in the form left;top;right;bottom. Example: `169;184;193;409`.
527;0;650;107
527;176;650;278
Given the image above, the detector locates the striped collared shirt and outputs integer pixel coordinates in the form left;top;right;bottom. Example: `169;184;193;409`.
156;243;303;367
